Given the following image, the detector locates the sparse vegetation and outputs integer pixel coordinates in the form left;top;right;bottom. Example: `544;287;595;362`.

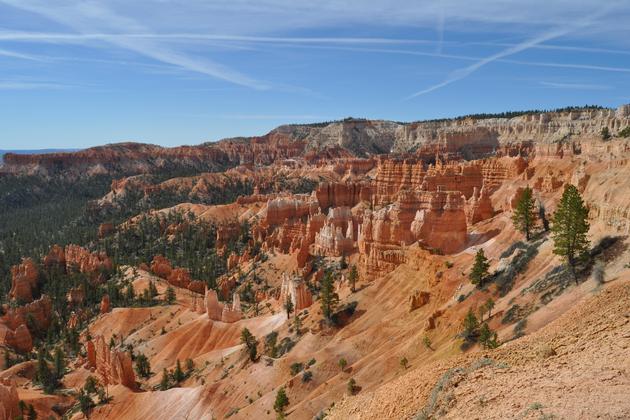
347;378;358;395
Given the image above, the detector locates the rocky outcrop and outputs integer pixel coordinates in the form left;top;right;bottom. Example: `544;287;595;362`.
9;258;38;303
263;196;319;226
100;294;111;314
66;286;85;305
187;280;206;295
409;290;430;312
203;288;242;323
43;244;66;268
312;207;355;257
64;245;112;278
315;182;368;209
3;295;53;332
167;268;192;289
410;188;468;253
4;325;33;353
279;273;313;312
466;185;494;225
93;335;136;390
150;255;173;279
0;380;20;420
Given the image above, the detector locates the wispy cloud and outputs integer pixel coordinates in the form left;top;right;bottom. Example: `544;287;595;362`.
0;48;41;61
0;1;268;89
0;81;69;89
406;8;608;99
539;81;611;90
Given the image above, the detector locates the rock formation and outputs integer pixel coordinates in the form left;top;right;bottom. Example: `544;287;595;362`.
150;255;173;279
409;290;430;312
100;294;111;314
167;268;192;289
279;273;313;312
93;335;136;390
9;258;38;303
0;380;20;420
64;245;112;278
3;325;33;353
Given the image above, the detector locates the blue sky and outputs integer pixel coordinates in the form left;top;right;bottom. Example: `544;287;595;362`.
0;1;629;149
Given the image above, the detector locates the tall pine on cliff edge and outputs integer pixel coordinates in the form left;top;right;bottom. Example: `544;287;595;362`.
512;186;537;241
551;184;590;283
469;248;490;288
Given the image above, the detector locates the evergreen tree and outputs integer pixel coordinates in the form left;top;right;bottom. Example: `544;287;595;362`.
274;387;289;415
469;249;490;288
165;286;176;304
601;126;611;140
461;309;479;342
53;347;65;382
551;184;590;283
348;265;359;293
512;186;537;240
485;298;495;318
159;368;170;391
240;328;258;362
283;296;294;320
478;323;499;349
77;390;94;418
173;359;185;383
27;403;37;420
538;202;550;232
36;348;56;394
135;353;151;379
319;272;339;321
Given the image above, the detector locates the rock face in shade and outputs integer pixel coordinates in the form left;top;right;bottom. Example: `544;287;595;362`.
0;380;20;420
100;294;111;314
9;258;39;303
94;335;136;390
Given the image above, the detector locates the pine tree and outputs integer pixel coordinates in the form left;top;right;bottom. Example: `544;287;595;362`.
348;265;359;292
461;309;479;342
240;328;258;362
469;249;490;288
512;186;537;240
274;387;289;415
320;272;339;321
36;348;55;394
53;347;65;382
173;359;185;383
159;368;170;390
165;286;176;304
27;403;37;420
135;353;151;378
485;298;495;318
283;296;294;320
551;184;590;284
478;323;499;349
